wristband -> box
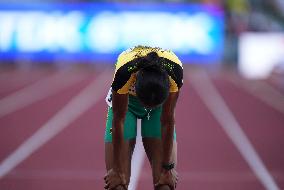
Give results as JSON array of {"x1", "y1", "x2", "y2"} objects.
[{"x1": 162, "y1": 162, "x2": 175, "y2": 171}]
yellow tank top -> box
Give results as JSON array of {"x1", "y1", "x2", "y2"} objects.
[{"x1": 112, "y1": 46, "x2": 183, "y2": 95}]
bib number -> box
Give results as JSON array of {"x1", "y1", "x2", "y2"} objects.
[{"x1": 105, "y1": 88, "x2": 113, "y2": 107}]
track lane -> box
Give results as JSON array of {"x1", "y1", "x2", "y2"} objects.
[
  {"x1": 212, "y1": 74, "x2": 284, "y2": 189},
  {"x1": 0, "y1": 69, "x2": 52, "y2": 98},
  {"x1": 0, "y1": 70, "x2": 111, "y2": 190},
  {"x1": 1, "y1": 67, "x2": 282, "y2": 190},
  {"x1": 0, "y1": 100, "x2": 108, "y2": 190},
  {"x1": 0, "y1": 73, "x2": 94, "y2": 162}
]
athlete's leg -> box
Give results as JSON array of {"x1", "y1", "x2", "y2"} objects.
[{"x1": 142, "y1": 138, "x2": 177, "y2": 190}]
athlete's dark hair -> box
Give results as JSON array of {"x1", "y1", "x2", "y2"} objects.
[{"x1": 135, "y1": 52, "x2": 170, "y2": 107}]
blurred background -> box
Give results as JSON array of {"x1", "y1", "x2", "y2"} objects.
[{"x1": 0, "y1": 0, "x2": 283, "y2": 190}]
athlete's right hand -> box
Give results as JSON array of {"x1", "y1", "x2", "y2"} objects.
[{"x1": 104, "y1": 169, "x2": 127, "y2": 190}]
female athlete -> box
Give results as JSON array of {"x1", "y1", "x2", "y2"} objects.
[{"x1": 104, "y1": 46, "x2": 183, "y2": 190}]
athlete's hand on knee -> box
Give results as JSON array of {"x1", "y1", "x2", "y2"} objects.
[
  {"x1": 104, "y1": 169, "x2": 127, "y2": 190},
  {"x1": 155, "y1": 169, "x2": 178, "y2": 190}
]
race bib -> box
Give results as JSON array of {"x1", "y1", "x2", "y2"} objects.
[{"x1": 105, "y1": 88, "x2": 113, "y2": 107}]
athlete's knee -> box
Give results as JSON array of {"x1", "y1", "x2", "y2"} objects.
[{"x1": 155, "y1": 184, "x2": 171, "y2": 190}]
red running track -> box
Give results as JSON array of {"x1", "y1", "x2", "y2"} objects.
[{"x1": 0, "y1": 66, "x2": 283, "y2": 190}]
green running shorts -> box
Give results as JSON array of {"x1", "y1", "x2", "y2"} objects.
[{"x1": 105, "y1": 95, "x2": 176, "y2": 142}]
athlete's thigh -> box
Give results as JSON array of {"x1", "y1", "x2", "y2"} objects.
[{"x1": 142, "y1": 138, "x2": 177, "y2": 184}]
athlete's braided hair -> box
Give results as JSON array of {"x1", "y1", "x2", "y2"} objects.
[{"x1": 135, "y1": 52, "x2": 170, "y2": 107}]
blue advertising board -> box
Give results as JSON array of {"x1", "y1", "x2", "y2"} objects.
[{"x1": 0, "y1": 3, "x2": 224, "y2": 63}]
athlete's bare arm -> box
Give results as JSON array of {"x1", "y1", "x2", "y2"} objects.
[
  {"x1": 112, "y1": 90, "x2": 128, "y2": 172},
  {"x1": 161, "y1": 91, "x2": 179, "y2": 164},
  {"x1": 104, "y1": 90, "x2": 128, "y2": 190},
  {"x1": 158, "y1": 91, "x2": 180, "y2": 189}
]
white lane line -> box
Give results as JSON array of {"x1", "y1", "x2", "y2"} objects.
[
  {"x1": 226, "y1": 76, "x2": 284, "y2": 115},
  {"x1": 128, "y1": 119, "x2": 145, "y2": 190},
  {"x1": 0, "y1": 70, "x2": 86, "y2": 118},
  {"x1": 0, "y1": 71, "x2": 49, "y2": 92},
  {"x1": 0, "y1": 70, "x2": 111, "y2": 179},
  {"x1": 187, "y1": 69, "x2": 280, "y2": 190}
]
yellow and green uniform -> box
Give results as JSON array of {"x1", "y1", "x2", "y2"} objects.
[{"x1": 105, "y1": 46, "x2": 183, "y2": 142}]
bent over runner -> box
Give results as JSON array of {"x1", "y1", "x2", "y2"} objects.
[{"x1": 104, "y1": 46, "x2": 183, "y2": 190}]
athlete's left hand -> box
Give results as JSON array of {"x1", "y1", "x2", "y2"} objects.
[
  {"x1": 104, "y1": 169, "x2": 127, "y2": 190},
  {"x1": 155, "y1": 169, "x2": 178, "y2": 190}
]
